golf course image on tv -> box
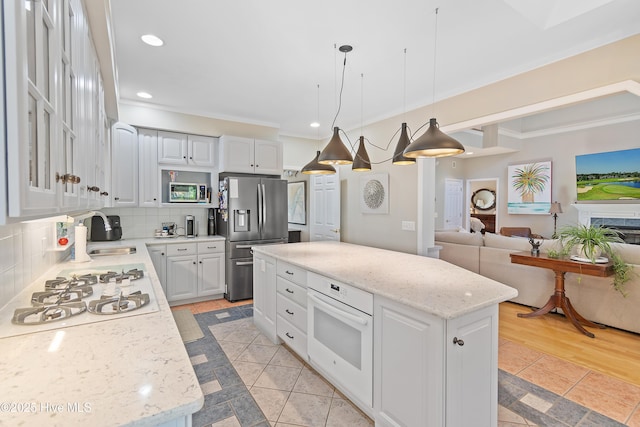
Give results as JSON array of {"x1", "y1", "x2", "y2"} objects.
[{"x1": 576, "y1": 148, "x2": 640, "y2": 201}]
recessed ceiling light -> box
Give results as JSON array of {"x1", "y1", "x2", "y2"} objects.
[
  {"x1": 310, "y1": 122, "x2": 320, "y2": 128},
  {"x1": 141, "y1": 34, "x2": 164, "y2": 47},
  {"x1": 136, "y1": 91, "x2": 153, "y2": 99}
]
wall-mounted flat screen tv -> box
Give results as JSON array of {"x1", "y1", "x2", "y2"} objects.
[{"x1": 576, "y1": 148, "x2": 640, "y2": 201}]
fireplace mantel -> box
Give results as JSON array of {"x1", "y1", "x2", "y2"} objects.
[{"x1": 572, "y1": 203, "x2": 640, "y2": 226}]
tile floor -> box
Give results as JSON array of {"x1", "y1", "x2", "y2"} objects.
[
  {"x1": 176, "y1": 300, "x2": 640, "y2": 426},
  {"x1": 498, "y1": 338, "x2": 640, "y2": 426}
]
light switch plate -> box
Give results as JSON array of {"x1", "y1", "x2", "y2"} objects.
[{"x1": 401, "y1": 221, "x2": 416, "y2": 231}]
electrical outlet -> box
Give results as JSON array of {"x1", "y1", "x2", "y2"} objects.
[
  {"x1": 401, "y1": 221, "x2": 416, "y2": 231},
  {"x1": 41, "y1": 237, "x2": 48, "y2": 257}
]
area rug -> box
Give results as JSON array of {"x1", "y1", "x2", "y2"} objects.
[{"x1": 172, "y1": 309, "x2": 204, "y2": 343}]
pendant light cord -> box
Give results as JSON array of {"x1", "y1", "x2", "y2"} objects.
[
  {"x1": 316, "y1": 83, "x2": 320, "y2": 149},
  {"x1": 330, "y1": 48, "x2": 348, "y2": 130},
  {"x1": 403, "y1": 48, "x2": 407, "y2": 118},
  {"x1": 432, "y1": 7, "x2": 439, "y2": 118}
]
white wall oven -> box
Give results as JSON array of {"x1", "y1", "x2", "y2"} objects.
[{"x1": 307, "y1": 272, "x2": 373, "y2": 409}]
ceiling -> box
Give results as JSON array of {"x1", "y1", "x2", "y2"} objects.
[{"x1": 109, "y1": 0, "x2": 640, "y2": 141}]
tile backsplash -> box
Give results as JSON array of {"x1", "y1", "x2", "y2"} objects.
[
  {"x1": 0, "y1": 207, "x2": 214, "y2": 308},
  {"x1": 0, "y1": 220, "x2": 70, "y2": 308},
  {"x1": 100, "y1": 207, "x2": 213, "y2": 239}
]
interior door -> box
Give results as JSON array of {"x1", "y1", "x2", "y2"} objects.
[
  {"x1": 310, "y1": 171, "x2": 341, "y2": 241},
  {"x1": 444, "y1": 178, "x2": 463, "y2": 230}
]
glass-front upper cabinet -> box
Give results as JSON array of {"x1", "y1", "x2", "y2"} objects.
[{"x1": 3, "y1": 0, "x2": 104, "y2": 221}]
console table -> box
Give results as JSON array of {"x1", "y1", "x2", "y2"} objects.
[{"x1": 509, "y1": 251, "x2": 614, "y2": 338}]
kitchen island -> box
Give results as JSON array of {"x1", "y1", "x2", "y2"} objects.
[
  {"x1": 0, "y1": 239, "x2": 204, "y2": 427},
  {"x1": 252, "y1": 241, "x2": 518, "y2": 427}
]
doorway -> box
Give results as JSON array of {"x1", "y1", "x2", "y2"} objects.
[{"x1": 466, "y1": 178, "x2": 499, "y2": 234}]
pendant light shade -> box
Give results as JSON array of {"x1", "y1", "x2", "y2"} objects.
[
  {"x1": 393, "y1": 123, "x2": 416, "y2": 165},
  {"x1": 352, "y1": 136, "x2": 371, "y2": 172},
  {"x1": 403, "y1": 118, "x2": 465, "y2": 158},
  {"x1": 301, "y1": 151, "x2": 336, "y2": 175},
  {"x1": 318, "y1": 127, "x2": 353, "y2": 165}
]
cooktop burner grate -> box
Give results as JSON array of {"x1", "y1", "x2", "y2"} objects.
[{"x1": 11, "y1": 302, "x2": 87, "y2": 325}]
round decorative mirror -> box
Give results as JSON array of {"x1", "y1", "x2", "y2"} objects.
[{"x1": 471, "y1": 188, "x2": 496, "y2": 211}]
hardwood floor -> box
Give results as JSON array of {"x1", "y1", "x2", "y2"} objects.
[{"x1": 499, "y1": 301, "x2": 640, "y2": 387}]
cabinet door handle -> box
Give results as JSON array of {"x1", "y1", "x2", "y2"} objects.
[
  {"x1": 100, "y1": 191, "x2": 109, "y2": 196},
  {"x1": 161, "y1": 253, "x2": 165, "y2": 256},
  {"x1": 285, "y1": 332, "x2": 294, "y2": 339},
  {"x1": 199, "y1": 261, "x2": 202, "y2": 264},
  {"x1": 453, "y1": 337, "x2": 465, "y2": 346},
  {"x1": 177, "y1": 248, "x2": 188, "y2": 251},
  {"x1": 285, "y1": 309, "x2": 294, "y2": 315},
  {"x1": 207, "y1": 246, "x2": 217, "y2": 249},
  {"x1": 286, "y1": 270, "x2": 294, "y2": 275},
  {"x1": 193, "y1": 261, "x2": 196, "y2": 265},
  {"x1": 285, "y1": 288, "x2": 294, "y2": 294}
]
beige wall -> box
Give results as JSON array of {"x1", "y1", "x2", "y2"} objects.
[{"x1": 113, "y1": 34, "x2": 640, "y2": 255}]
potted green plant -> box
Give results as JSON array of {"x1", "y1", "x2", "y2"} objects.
[{"x1": 556, "y1": 224, "x2": 633, "y2": 296}]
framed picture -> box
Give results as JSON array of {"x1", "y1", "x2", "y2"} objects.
[
  {"x1": 287, "y1": 181, "x2": 306, "y2": 224},
  {"x1": 507, "y1": 160, "x2": 552, "y2": 214},
  {"x1": 360, "y1": 173, "x2": 389, "y2": 214}
]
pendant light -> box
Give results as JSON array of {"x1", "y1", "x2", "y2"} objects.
[
  {"x1": 404, "y1": 8, "x2": 465, "y2": 159},
  {"x1": 353, "y1": 73, "x2": 371, "y2": 172},
  {"x1": 353, "y1": 136, "x2": 371, "y2": 171},
  {"x1": 302, "y1": 84, "x2": 336, "y2": 175},
  {"x1": 318, "y1": 45, "x2": 354, "y2": 165},
  {"x1": 302, "y1": 151, "x2": 337, "y2": 175},
  {"x1": 392, "y1": 48, "x2": 416, "y2": 165}
]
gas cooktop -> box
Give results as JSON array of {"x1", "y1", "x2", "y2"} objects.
[{"x1": 0, "y1": 263, "x2": 159, "y2": 339}]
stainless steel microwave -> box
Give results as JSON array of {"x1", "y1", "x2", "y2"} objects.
[{"x1": 169, "y1": 182, "x2": 207, "y2": 203}]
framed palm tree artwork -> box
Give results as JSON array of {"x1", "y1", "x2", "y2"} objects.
[{"x1": 507, "y1": 160, "x2": 552, "y2": 214}]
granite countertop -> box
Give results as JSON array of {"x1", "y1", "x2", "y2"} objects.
[
  {"x1": 0, "y1": 240, "x2": 204, "y2": 426},
  {"x1": 253, "y1": 241, "x2": 518, "y2": 319}
]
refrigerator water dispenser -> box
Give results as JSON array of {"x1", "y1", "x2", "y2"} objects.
[{"x1": 233, "y1": 210, "x2": 250, "y2": 232}]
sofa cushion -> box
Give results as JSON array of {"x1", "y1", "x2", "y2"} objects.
[
  {"x1": 610, "y1": 243, "x2": 640, "y2": 265},
  {"x1": 483, "y1": 232, "x2": 561, "y2": 252},
  {"x1": 435, "y1": 230, "x2": 484, "y2": 246}
]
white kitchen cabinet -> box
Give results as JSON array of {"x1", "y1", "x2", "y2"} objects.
[
  {"x1": 253, "y1": 252, "x2": 278, "y2": 342},
  {"x1": 152, "y1": 241, "x2": 225, "y2": 303},
  {"x1": 158, "y1": 131, "x2": 217, "y2": 167},
  {"x1": 275, "y1": 261, "x2": 308, "y2": 359},
  {"x1": 111, "y1": 123, "x2": 139, "y2": 207},
  {"x1": 197, "y1": 241, "x2": 225, "y2": 296},
  {"x1": 219, "y1": 135, "x2": 282, "y2": 175},
  {"x1": 446, "y1": 304, "x2": 498, "y2": 427},
  {"x1": 374, "y1": 296, "x2": 498, "y2": 427},
  {"x1": 166, "y1": 253, "x2": 199, "y2": 301},
  {"x1": 138, "y1": 128, "x2": 160, "y2": 207},
  {"x1": 2, "y1": 0, "x2": 107, "y2": 222},
  {"x1": 148, "y1": 244, "x2": 167, "y2": 295}
]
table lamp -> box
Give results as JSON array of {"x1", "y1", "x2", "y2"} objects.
[{"x1": 549, "y1": 202, "x2": 563, "y2": 238}]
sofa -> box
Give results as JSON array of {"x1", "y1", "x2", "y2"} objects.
[{"x1": 435, "y1": 230, "x2": 640, "y2": 334}]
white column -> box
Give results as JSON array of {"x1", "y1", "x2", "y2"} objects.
[{"x1": 417, "y1": 158, "x2": 439, "y2": 257}]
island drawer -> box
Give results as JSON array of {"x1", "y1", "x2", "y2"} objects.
[
  {"x1": 277, "y1": 261, "x2": 307, "y2": 286},
  {"x1": 197, "y1": 242, "x2": 224, "y2": 254},
  {"x1": 166, "y1": 243, "x2": 197, "y2": 256},
  {"x1": 276, "y1": 293, "x2": 307, "y2": 332},
  {"x1": 276, "y1": 277, "x2": 307, "y2": 307},
  {"x1": 277, "y1": 315, "x2": 307, "y2": 360}
]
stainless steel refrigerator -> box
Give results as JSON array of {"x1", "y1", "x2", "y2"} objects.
[{"x1": 217, "y1": 175, "x2": 288, "y2": 301}]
